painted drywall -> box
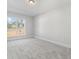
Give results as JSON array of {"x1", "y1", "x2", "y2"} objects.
[
  {"x1": 7, "y1": 12, "x2": 33, "y2": 40},
  {"x1": 34, "y1": 6, "x2": 71, "y2": 48}
]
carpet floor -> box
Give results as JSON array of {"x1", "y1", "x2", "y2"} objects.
[{"x1": 7, "y1": 38, "x2": 71, "y2": 59}]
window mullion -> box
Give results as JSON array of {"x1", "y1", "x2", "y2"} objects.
[{"x1": 16, "y1": 18, "x2": 18, "y2": 36}]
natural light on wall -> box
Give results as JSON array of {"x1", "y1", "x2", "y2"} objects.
[{"x1": 7, "y1": 16, "x2": 26, "y2": 38}]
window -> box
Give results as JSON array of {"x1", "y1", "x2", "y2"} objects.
[{"x1": 7, "y1": 16, "x2": 26, "y2": 37}]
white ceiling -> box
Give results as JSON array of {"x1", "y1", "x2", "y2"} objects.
[{"x1": 7, "y1": 0, "x2": 71, "y2": 16}]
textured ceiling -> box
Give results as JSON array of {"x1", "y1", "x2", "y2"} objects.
[{"x1": 7, "y1": 0, "x2": 71, "y2": 16}]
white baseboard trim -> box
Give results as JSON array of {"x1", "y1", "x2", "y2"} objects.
[
  {"x1": 34, "y1": 35, "x2": 71, "y2": 48},
  {"x1": 7, "y1": 34, "x2": 33, "y2": 41}
]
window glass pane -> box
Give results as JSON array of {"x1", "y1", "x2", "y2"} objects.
[
  {"x1": 7, "y1": 17, "x2": 16, "y2": 29},
  {"x1": 17, "y1": 19, "x2": 24, "y2": 28},
  {"x1": 17, "y1": 19, "x2": 25, "y2": 36},
  {"x1": 7, "y1": 16, "x2": 17, "y2": 37}
]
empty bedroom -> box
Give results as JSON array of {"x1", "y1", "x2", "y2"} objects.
[{"x1": 7, "y1": 0, "x2": 71, "y2": 59}]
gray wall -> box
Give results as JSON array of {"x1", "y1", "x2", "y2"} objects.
[{"x1": 34, "y1": 6, "x2": 71, "y2": 48}]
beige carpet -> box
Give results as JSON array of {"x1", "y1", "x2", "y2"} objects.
[{"x1": 7, "y1": 38, "x2": 71, "y2": 59}]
